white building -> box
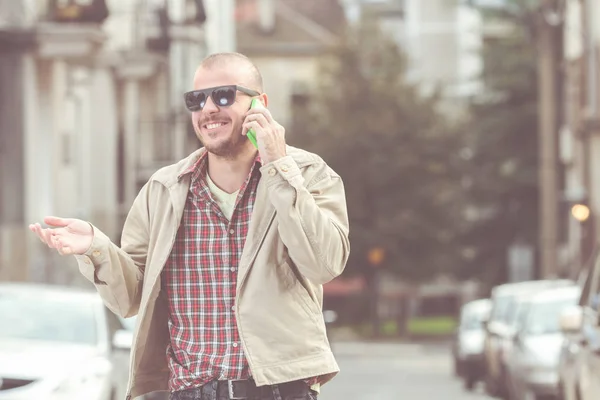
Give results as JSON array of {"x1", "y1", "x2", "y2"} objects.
[
  {"x1": 341, "y1": 0, "x2": 484, "y2": 119},
  {"x1": 0, "y1": 0, "x2": 235, "y2": 283}
]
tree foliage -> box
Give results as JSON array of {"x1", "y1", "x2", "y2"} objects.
[
  {"x1": 457, "y1": 6, "x2": 539, "y2": 285},
  {"x1": 289, "y1": 16, "x2": 466, "y2": 282}
]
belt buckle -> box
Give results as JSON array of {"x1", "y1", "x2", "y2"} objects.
[{"x1": 227, "y1": 379, "x2": 247, "y2": 400}]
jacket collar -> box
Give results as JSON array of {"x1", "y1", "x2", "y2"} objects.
[{"x1": 149, "y1": 145, "x2": 318, "y2": 189}]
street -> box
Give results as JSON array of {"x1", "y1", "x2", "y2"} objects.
[{"x1": 320, "y1": 341, "x2": 491, "y2": 400}]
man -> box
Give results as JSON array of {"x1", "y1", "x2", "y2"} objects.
[{"x1": 29, "y1": 52, "x2": 350, "y2": 400}]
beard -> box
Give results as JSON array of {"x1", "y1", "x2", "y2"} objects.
[{"x1": 195, "y1": 116, "x2": 247, "y2": 159}]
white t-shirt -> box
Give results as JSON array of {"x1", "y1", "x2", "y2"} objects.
[{"x1": 206, "y1": 173, "x2": 239, "y2": 221}]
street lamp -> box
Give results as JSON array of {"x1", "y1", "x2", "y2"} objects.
[{"x1": 571, "y1": 204, "x2": 591, "y2": 222}]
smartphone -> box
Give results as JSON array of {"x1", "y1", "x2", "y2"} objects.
[{"x1": 247, "y1": 98, "x2": 261, "y2": 148}]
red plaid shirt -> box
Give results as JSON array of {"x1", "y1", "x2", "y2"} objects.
[{"x1": 161, "y1": 153, "x2": 261, "y2": 391}]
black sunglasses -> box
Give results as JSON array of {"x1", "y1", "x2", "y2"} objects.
[{"x1": 183, "y1": 85, "x2": 260, "y2": 112}]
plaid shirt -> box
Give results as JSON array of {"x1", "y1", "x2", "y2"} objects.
[{"x1": 161, "y1": 153, "x2": 261, "y2": 391}]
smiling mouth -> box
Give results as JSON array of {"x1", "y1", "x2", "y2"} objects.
[{"x1": 203, "y1": 121, "x2": 229, "y2": 130}]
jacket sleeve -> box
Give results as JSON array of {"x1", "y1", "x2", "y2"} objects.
[
  {"x1": 260, "y1": 156, "x2": 350, "y2": 284},
  {"x1": 74, "y1": 182, "x2": 150, "y2": 318}
]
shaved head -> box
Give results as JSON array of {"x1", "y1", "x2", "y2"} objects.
[
  {"x1": 189, "y1": 52, "x2": 268, "y2": 160},
  {"x1": 197, "y1": 52, "x2": 263, "y2": 92}
]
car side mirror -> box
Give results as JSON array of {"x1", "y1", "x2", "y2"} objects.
[
  {"x1": 559, "y1": 305, "x2": 583, "y2": 334},
  {"x1": 112, "y1": 329, "x2": 133, "y2": 350}
]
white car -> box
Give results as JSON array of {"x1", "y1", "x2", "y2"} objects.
[
  {"x1": 483, "y1": 279, "x2": 574, "y2": 397},
  {"x1": 505, "y1": 285, "x2": 581, "y2": 400},
  {"x1": 452, "y1": 298, "x2": 491, "y2": 390},
  {"x1": 558, "y1": 248, "x2": 600, "y2": 400},
  {"x1": 0, "y1": 282, "x2": 132, "y2": 400}
]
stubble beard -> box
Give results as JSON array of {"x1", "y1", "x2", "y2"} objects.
[{"x1": 196, "y1": 119, "x2": 246, "y2": 160}]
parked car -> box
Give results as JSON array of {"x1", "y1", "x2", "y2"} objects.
[
  {"x1": 452, "y1": 298, "x2": 491, "y2": 390},
  {"x1": 0, "y1": 282, "x2": 132, "y2": 400},
  {"x1": 483, "y1": 279, "x2": 574, "y2": 397},
  {"x1": 557, "y1": 248, "x2": 600, "y2": 400},
  {"x1": 556, "y1": 269, "x2": 588, "y2": 400},
  {"x1": 505, "y1": 285, "x2": 581, "y2": 400}
]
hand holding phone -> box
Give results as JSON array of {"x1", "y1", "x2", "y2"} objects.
[
  {"x1": 246, "y1": 98, "x2": 261, "y2": 148},
  {"x1": 244, "y1": 98, "x2": 287, "y2": 164}
]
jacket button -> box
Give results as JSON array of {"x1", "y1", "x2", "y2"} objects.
[
  {"x1": 92, "y1": 250, "x2": 101, "y2": 257},
  {"x1": 268, "y1": 168, "x2": 277, "y2": 176},
  {"x1": 280, "y1": 164, "x2": 289, "y2": 172}
]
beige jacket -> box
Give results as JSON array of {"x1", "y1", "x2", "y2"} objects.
[{"x1": 74, "y1": 146, "x2": 350, "y2": 399}]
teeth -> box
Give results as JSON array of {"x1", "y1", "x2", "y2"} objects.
[{"x1": 205, "y1": 122, "x2": 225, "y2": 130}]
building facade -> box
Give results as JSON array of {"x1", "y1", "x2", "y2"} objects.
[
  {"x1": 0, "y1": 0, "x2": 233, "y2": 284},
  {"x1": 560, "y1": 0, "x2": 600, "y2": 275}
]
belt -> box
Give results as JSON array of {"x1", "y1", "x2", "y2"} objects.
[
  {"x1": 227, "y1": 379, "x2": 270, "y2": 399},
  {"x1": 172, "y1": 378, "x2": 309, "y2": 400}
]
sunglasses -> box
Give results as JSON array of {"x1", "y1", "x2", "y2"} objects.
[{"x1": 183, "y1": 85, "x2": 260, "y2": 112}]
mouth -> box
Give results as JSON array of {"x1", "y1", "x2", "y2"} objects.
[{"x1": 201, "y1": 121, "x2": 230, "y2": 131}]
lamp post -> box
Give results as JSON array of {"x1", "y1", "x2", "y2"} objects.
[{"x1": 571, "y1": 202, "x2": 595, "y2": 267}]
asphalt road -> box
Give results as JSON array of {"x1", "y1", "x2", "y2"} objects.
[{"x1": 319, "y1": 341, "x2": 493, "y2": 400}]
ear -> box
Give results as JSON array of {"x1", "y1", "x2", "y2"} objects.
[{"x1": 259, "y1": 93, "x2": 269, "y2": 108}]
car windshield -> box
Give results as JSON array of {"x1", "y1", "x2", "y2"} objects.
[
  {"x1": 461, "y1": 304, "x2": 489, "y2": 330},
  {"x1": 503, "y1": 297, "x2": 521, "y2": 326},
  {"x1": 461, "y1": 312, "x2": 485, "y2": 330},
  {"x1": 0, "y1": 290, "x2": 98, "y2": 345},
  {"x1": 490, "y1": 294, "x2": 513, "y2": 323},
  {"x1": 524, "y1": 297, "x2": 578, "y2": 335}
]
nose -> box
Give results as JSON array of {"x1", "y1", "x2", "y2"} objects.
[{"x1": 202, "y1": 95, "x2": 220, "y2": 113}]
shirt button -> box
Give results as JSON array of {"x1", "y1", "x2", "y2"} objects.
[
  {"x1": 268, "y1": 168, "x2": 276, "y2": 177},
  {"x1": 229, "y1": 229, "x2": 234, "y2": 235},
  {"x1": 231, "y1": 306, "x2": 235, "y2": 311},
  {"x1": 232, "y1": 342, "x2": 238, "y2": 348},
  {"x1": 230, "y1": 267, "x2": 236, "y2": 272}
]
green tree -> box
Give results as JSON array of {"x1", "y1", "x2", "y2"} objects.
[
  {"x1": 289, "y1": 16, "x2": 466, "y2": 282},
  {"x1": 458, "y1": 5, "x2": 539, "y2": 285}
]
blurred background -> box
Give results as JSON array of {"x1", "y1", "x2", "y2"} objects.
[{"x1": 1, "y1": 0, "x2": 600, "y2": 399}]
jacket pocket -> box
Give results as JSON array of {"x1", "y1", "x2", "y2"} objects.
[{"x1": 282, "y1": 261, "x2": 321, "y2": 323}]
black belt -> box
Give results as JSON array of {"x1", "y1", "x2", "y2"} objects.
[
  {"x1": 227, "y1": 379, "x2": 270, "y2": 399},
  {"x1": 172, "y1": 378, "x2": 309, "y2": 400}
]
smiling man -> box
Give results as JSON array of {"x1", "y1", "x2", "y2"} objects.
[{"x1": 29, "y1": 52, "x2": 350, "y2": 400}]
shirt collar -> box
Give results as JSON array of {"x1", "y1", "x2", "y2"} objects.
[{"x1": 177, "y1": 151, "x2": 262, "y2": 182}]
